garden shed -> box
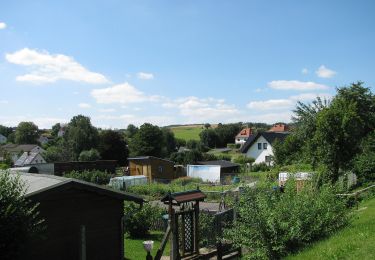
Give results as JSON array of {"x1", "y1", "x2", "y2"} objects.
[
  {"x1": 196, "y1": 160, "x2": 241, "y2": 183},
  {"x1": 128, "y1": 156, "x2": 176, "y2": 182},
  {"x1": 17, "y1": 173, "x2": 143, "y2": 260}
]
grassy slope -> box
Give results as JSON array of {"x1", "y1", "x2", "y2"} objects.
[
  {"x1": 170, "y1": 125, "x2": 203, "y2": 141},
  {"x1": 286, "y1": 197, "x2": 375, "y2": 260},
  {"x1": 125, "y1": 231, "x2": 170, "y2": 260}
]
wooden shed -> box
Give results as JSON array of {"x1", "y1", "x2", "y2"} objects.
[
  {"x1": 128, "y1": 156, "x2": 176, "y2": 182},
  {"x1": 17, "y1": 173, "x2": 143, "y2": 260}
]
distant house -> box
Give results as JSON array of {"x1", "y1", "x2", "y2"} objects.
[
  {"x1": 1, "y1": 144, "x2": 45, "y2": 163},
  {"x1": 196, "y1": 160, "x2": 240, "y2": 183},
  {"x1": 15, "y1": 173, "x2": 143, "y2": 260},
  {"x1": 0, "y1": 133, "x2": 7, "y2": 144},
  {"x1": 14, "y1": 151, "x2": 46, "y2": 167},
  {"x1": 268, "y1": 123, "x2": 289, "y2": 132},
  {"x1": 57, "y1": 124, "x2": 67, "y2": 137},
  {"x1": 235, "y1": 128, "x2": 253, "y2": 146},
  {"x1": 128, "y1": 156, "x2": 179, "y2": 182},
  {"x1": 38, "y1": 135, "x2": 50, "y2": 145},
  {"x1": 240, "y1": 132, "x2": 289, "y2": 165}
]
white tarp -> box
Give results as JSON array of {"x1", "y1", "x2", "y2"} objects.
[{"x1": 187, "y1": 165, "x2": 221, "y2": 183}]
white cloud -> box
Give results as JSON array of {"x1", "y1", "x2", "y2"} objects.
[
  {"x1": 137, "y1": 72, "x2": 154, "y2": 80},
  {"x1": 78, "y1": 103, "x2": 91, "y2": 108},
  {"x1": 5, "y1": 48, "x2": 109, "y2": 84},
  {"x1": 0, "y1": 22, "x2": 6, "y2": 29},
  {"x1": 301, "y1": 68, "x2": 309, "y2": 74},
  {"x1": 268, "y1": 80, "x2": 329, "y2": 91},
  {"x1": 247, "y1": 99, "x2": 293, "y2": 110},
  {"x1": 94, "y1": 114, "x2": 174, "y2": 127},
  {"x1": 247, "y1": 92, "x2": 332, "y2": 111},
  {"x1": 163, "y1": 96, "x2": 240, "y2": 122},
  {"x1": 91, "y1": 82, "x2": 161, "y2": 104},
  {"x1": 316, "y1": 65, "x2": 336, "y2": 78}
]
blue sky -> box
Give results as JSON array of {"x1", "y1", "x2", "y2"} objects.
[{"x1": 1, "y1": 0, "x2": 375, "y2": 129}]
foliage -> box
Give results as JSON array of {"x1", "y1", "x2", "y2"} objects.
[
  {"x1": 129, "y1": 123, "x2": 164, "y2": 157},
  {"x1": 0, "y1": 125, "x2": 13, "y2": 138},
  {"x1": 170, "y1": 176, "x2": 203, "y2": 186},
  {"x1": 78, "y1": 148, "x2": 101, "y2": 161},
  {"x1": 170, "y1": 149, "x2": 203, "y2": 165},
  {"x1": 14, "y1": 121, "x2": 39, "y2": 144},
  {"x1": 252, "y1": 162, "x2": 271, "y2": 172},
  {"x1": 43, "y1": 138, "x2": 73, "y2": 162},
  {"x1": 199, "y1": 129, "x2": 219, "y2": 148},
  {"x1": 199, "y1": 212, "x2": 216, "y2": 246},
  {"x1": 233, "y1": 155, "x2": 255, "y2": 165},
  {"x1": 225, "y1": 180, "x2": 349, "y2": 259},
  {"x1": 63, "y1": 115, "x2": 99, "y2": 160},
  {"x1": 161, "y1": 128, "x2": 177, "y2": 157},
  {"x1": 63, "y1": 170, "x2": 110, "y2": 185},
  {"x1": 170, "y1": 125, "x2": 203, "y2": 141},
  {"x1": 125, "y1": 124, "x2": 138, "y2": 139},
  {"x1": 204, "y1": 123, "x2": 211, "y2": 129},
  {"x1": 124, "y1": 202, "x2": 164, "y2": 238},
  {"x1": 214, "y1": 123, "x2": 243, "y2": 147},
  {"x1": 51, "y1": 123, "x2": 61, "y2": 138},
  {"x1": 286, "y1": 196, "x2": 375, "y2": 260},
  {"x1": 175, "y1": 138, "x2": 186, "y2": 148},
  {"x1": 98, "y1": 130, "x2": 128, "y2": 166},
  {"x1": 0, "y1": 171, "x2": 44, "y2": 260}
]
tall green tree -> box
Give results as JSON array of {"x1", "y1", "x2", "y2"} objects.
[
  {"x1": 0, "y1": 171, "x2": 44, "y2": 260},
  {"x1": 161, "y1": 128, "x2": 177, "y2": 157},
  {"x1": 98, "y1": 130, "x2": 129, "y2": 166},
  {"x1": 0, "y1": 125, "x2": 13, "y2": 138},
  {"x1": 199, "y1": 129, "x2": 218, "y2": 148},
  {"x1": 63, "y1": 115, "x2": 99, "y2": 160},
  {"x1": 125, "y1": 124, "x2": 138, "y2": 139},
  {"x1": 129, "y1": 123, "x2": 164, "y2": 157},
  {"x1": 14, "y1": 122, "x2": 39, "y2": 144}
]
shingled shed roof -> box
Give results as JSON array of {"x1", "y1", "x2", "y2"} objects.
[{"x1": 161, "y1": 190, "x2": 206, "y2": 205}]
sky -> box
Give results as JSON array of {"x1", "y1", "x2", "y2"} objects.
[{"x1": 1, "y1": 0, "x2": 375, "y2": 129}]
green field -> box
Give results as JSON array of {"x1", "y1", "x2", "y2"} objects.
[
  {"x1": 170, "y1": 125, "x2": 204, "y2": 141},
  {"x1": 125, "y1": 231, "x2": 170, "y2": 260},
  {"x1": 286, "y1": 196, "x2": 375, "y2": 260}
]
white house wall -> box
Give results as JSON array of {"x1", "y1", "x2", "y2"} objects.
[{"x1": 245, "y1": 135, "x2": 274, "y2": 164}]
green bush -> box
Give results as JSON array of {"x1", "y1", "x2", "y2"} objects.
[
  {"x1": 124, "y1": 202, "x2": 164, "y2": 238},
  {"x1": 63, "y1": 170, "x2": 110, "y2": 185},
  {"x1": 171, "y1": 177, "x2": 203, "y2": 186},
  {"x1": 225, "y1": 180, "x2": 349, "y2": 259},
  {"x1": 252, "y1": 162, "x2": 271, "y2": 172}
]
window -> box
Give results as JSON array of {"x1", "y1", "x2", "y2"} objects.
[
  {"x1": 263, "y1": 143, "x2": 267, "y2": 149},
  {"x1": 237, "y1": 138, "x2": 240, "y2": 141},
  {"x1": 158, "y1": 166, "x2": 163, "y2": 173},
  {"x1": 258, "y1": 143, "x2": 262, "y2": 150}
]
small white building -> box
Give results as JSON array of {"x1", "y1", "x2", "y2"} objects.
[
  {"x1": 0, "y1": 134, "x2": 7, "y2": 144},
  {"x1": 1, "y1": 144, "x2": 46, "y2": 163},
  {"x1": 240, "y1": 132, "x2": 289, "y2": 165}
]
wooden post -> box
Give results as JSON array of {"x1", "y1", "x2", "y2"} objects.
[
  {"x1": 194, "y1": 201, "x2": 199, "y2": 254},
  {"x1": 80, "y1": 225, "x2": 86, "y2": 260}
]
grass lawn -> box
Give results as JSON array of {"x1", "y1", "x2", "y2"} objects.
[
  {"x1": 286, "y1": 196, "x2": 375, "y2": 260},
  {"x1": 125, "y1": 231, "x2": 170, "y2": 260},
  {"x1": 170, "y1": 125, "x2": 203, "y2": 141}
]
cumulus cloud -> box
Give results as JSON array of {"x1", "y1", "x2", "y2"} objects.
[
  {"x1": 137, "y1": 72, "x2": 154, "y2": 80},
  {"x1": 5, "y1": 48, "x2": 109, "y2": 84},
  {"x1": 78, "y1": 103, "x2": 91, "y2": 108},
  {"x1": 91, "y1": 82, "x2": 161, "y2": 104},
  {"x1": 316, "y1": 65, "x2": 336, "y2": 78},
  {"x1": 94, "y1": 114, "x2": 175, "y2": 127},
  {"x1": 247, "y1": 99, "x2": 293, "y2": 110},
  {"x1": 0, "y1": 116, "x2": 66, "y2": 129},
  {"x1": 247, "y1": 93, "x2": 332, "y2": 111},
  {"x1": 0, "y1": 22, "x2": 6, "y2": 29},
  {"x1": 301, "y1": 68, "x2": 309, "y2": 74},
  {"x1": 268, "y1": 80, "x2": 329, "y2": 91},
  {"x1": 162, "y1": 96, "x2": 240, "y2": 122}
]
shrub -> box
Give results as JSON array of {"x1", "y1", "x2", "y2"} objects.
[
  {"x1": 0, "y1": 171, "x2": 44, "y2": 260},
  {"x1": 124, "y1": 202, "x2": 164, "y2": 238},
  {"x1": 63, "y1": 170, "x2": 110, "y2": 185},
  {"x1": 252, "y1": 162, "x2": 271, "y2": 172},
  {"x1": 225, "y1": 180, "x2": 349, "y2": 259},
  {"x1": 171, "y1": 177, "x2": 203, "y2": 186},
  {"x1": 78, "y1": 149, "x2": 101, "y2": 161}
]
